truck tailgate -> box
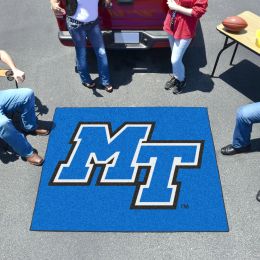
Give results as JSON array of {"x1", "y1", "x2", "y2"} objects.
[
  {"x1": 100, "y1": 0, "x2": 168, "y2": 30},
  {"x1": 57, "y1": 0, "x2": 169, "y2": 48}
]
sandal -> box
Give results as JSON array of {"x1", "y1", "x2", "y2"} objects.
[
  {"x1": 82, "y1": 82, "x2": 96, "y2": 89},
  {"x1": 104, "y1": 85, "x2": 113, "y2": 93}
]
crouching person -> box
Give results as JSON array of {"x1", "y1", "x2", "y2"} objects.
[{"x1": 0, "y1": 50, "x2": 49, "y2": 166}]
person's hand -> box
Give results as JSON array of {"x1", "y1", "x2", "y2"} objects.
[
  {"x1": 51, "y1": 1, "x2": 66, "y2": 16},
  {"x1": 167, "y1": 0, "x2": 179, "y2": 11},
  {"x1": 12, "y1": 68, "x2": 25, "y2": 84},
  {"x1": 104, "y1": 0, "x2": 112, "y2": 8}
]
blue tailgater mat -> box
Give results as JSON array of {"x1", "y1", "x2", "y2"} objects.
[{"x1": 31, "y1": 107, "x2": 229, "y2": 232}]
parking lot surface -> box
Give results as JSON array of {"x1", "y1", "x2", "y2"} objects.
[{"x1": 0, "y1": 1, "x2": 259, "y2": 259}]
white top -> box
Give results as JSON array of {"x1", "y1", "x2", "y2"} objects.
[{"x1": 71, "y1": 0, "x2": 99, "y2": 23}]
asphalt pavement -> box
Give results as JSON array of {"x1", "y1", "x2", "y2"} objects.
[{"x1": 0, "y1": 0, "x2": 259, "y2": 259}]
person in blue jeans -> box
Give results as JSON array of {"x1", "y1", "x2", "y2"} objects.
[
  {"x1": 221, "y1": 102, "x2": 260, "y2": 155},
  {"x1": 50, "y1": 0, "x2": 113, "y2": 93},
  {"x1": 0, "y1": 50, "x2": 49, "y2": 166},
  {"x1": 221, "y1": 102, "x2": 260, "y2": 202}
]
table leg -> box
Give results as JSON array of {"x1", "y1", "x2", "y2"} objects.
[
  {"x1": 230, "y1": 43, "x2": 239, "y2": 65},
  {"x1": 211, "y1": 37, "x2": 236, "y2": 77}
]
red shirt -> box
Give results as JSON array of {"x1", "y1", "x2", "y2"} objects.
[{"x1": 163, "y1": 0, "x2": 208, "y2": 39}]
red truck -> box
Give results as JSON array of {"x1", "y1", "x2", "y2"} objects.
[{"x1": 56, "y1": 0, "x2": 169, "y2": 49}]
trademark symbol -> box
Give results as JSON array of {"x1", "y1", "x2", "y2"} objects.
[{"x1": 181, "y1": 204, "x2": 189, "y2": 209}]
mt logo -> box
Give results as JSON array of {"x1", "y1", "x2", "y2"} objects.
[{"x1": 50, "y1": 122, "x2": 204, "y2": 209}]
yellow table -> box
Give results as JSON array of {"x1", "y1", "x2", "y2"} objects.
[{"x1": 211, "y1": 11, "x2": 260, "y2": 77}]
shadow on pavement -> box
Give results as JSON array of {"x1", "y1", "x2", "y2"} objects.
[
  {"x1": 250, "y1": 138, "x2": 260, "y2": 152},
  {"x1": 0, "y1": 140, "x2": 19, "y2": 164},
  {"x1": 219, "y1": 60, "x2": 260, "y2": 102},
  {"x1": 35, "y1": 119, "x2": 55, "y2": 133},
  {"x1": 110, "y1": 48, "x2": 172, "y2": 90},
  {"x1": 87, "y1": 22, "x2": 213, "y2": 92},
  {"x1": 183, "y1": 22, "x2": 214, "y2": 94},
  {"x1": 88, "y1": 48, "x2": 172, "y2": 90},
  {"x1": 35, "y1": 96, "x2": 49, "y2": 116}
]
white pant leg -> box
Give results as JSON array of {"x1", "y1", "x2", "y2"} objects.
[{"x1": 169, "y1": 36, "x2": 192, "y2": 81}]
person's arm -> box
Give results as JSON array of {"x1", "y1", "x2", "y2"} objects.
[
  {"x1": 167, "y1": 0, "x2": 208, "y2": 18},
  {"x1": 0, "y1": 50, "x2": 25, "y2": 83},
  {"x1": 50, "y1": 0, "x2": 66, "y2": 16},
  {"x1": 167, "y1": 0, "x2": 192, "y2": 16}
]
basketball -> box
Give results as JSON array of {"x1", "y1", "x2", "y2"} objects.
[{"x1": 222, "y1": 16, "x2": 248, "y2": 32}]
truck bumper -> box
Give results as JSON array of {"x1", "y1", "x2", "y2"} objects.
[{"x1": 58, "y1": 30, "x2": 169, "y2": 49}]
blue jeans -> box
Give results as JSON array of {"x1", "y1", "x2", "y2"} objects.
[
  {"x1": 233, "y1": 102, "x2": 260, "y2": 148},
  {"x1": 0, "y1": 88, "x2": 37, "y2": 157},
  {"x1": 168, "y1": 35, "x2": 192, "y2": 82},
  {"x1": 67, "y1": 17, "x2": 110, "y2": 86}
]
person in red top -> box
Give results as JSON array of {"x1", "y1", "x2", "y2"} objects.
[{"x1": 163, "y1": 0, "x2": 208, "y2": 94}]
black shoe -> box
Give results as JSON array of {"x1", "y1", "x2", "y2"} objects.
[
  {"x1": 82, "y1": 82, "x2": 96, "y2": 89},
  {"x1": 256, "y1": 190, "x2": 260, "y2": 202},
  {"x1": 172, "y1": 79, "x2": 186, "y2": 94},
  {"x1": 28, "y1": 128, "x2": 50, "y2": 136},
  {"x1": 103, "y1": 84, "x2": 113, "y2": 93},
  {"x1": 221, "y1": 144, "x2": 251, "y2": 155},
  {"x1": 164, "y1": 76, "x2": 176, "y2": 90}
]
